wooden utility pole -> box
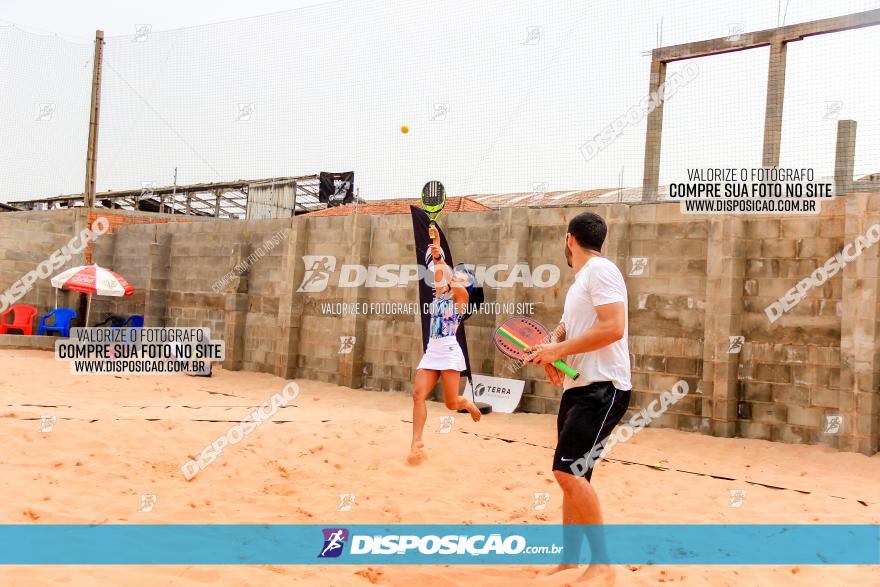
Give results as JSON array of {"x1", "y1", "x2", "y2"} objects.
[{"x1": 84, "y1": 30, "x2": 105, "y2": 208}]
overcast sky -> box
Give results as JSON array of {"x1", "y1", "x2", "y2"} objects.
[
  {"x1": 0, "y1": 0, "x2": 333, "y2": 41},
  {"x1": 1, "y1": 0, "x2": 878, "y2": 202}
]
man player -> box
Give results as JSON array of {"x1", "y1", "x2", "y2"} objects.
[{"x1": 526, "y1": 211, "x2": 631, "y2": 586}]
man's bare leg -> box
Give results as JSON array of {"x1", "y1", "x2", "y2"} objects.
[
  {"x1": 544, "y1": 492, "x2": 581, "y2": 575},
  {"x1": 550, "y1": 470, "x2": 615, "y2": 586},
  {"x1": 440, "y1": 370, "x2": 481, "y2": 422},
  {"x1": 408, "y1": 369, "x2": 439, "y2": 464}
]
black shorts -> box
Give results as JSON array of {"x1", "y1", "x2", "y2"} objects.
[{"x1": 553, "y1": 381, "x2": 631, "y2": 480}]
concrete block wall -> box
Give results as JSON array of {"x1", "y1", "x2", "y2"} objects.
[
  {"x1": 240, "y1": 219, "x2": 291, "y2": 373},
  {"x1": 165, "y1": 223, "x2": 240, "y2": 336},
  {"x1": 0, "y1": 207, "x2": 200, "y2": 326},
  {"x1": 0, "y1": 209, "x2": 86, "y2": 320},
  {"x1": 88, "y1": 216, "x2": 235, "y2": 329},
  {"x1": 93, "y1": 225, "x2": 151, "y2": 320},
  {"x1": 360, "y1": 214, "x2": 419, "y2": 393},
  {"x1": 626, "y1": 204, "x2": 709, "y2": 434},
  {"x1": 3, "y1": 195, "x2": 878, "y2": 455},
  {"x1": 84, "y1": 210, "x2": 199, "y2": 264},
  {"x1": 738, "y1": 198, "x2": 848, "y2": 448},
  {"x1": 292, "y1": 215, "x2": 362, "y2": 383},
  {"x1": 444, "y1": 209, "x2": 501, "y2": 395}
]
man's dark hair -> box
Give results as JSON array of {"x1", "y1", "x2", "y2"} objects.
[{"x1": 567, "y1": 212, "x2": 606, "y2": 252}]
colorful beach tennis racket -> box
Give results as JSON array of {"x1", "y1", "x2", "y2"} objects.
[
  {"x1": 421, "y1": 180, "x2": 446, "y2": 239},
  {"x1": 494, "y1": 316, "x2": 580, "y2": 380}
]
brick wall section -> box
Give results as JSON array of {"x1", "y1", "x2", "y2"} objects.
[
  {"x1": 84, "y1": 210, "x2": 199, "y2": 263},
  {"x1": 4, "y1": 197, "x2": 879, "y2": 455}
]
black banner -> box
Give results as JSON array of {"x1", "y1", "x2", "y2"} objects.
[
  {"x1": 319, "y1": 171, "x2": 355, "y2": 206},
  {"x1": 410, "y1": 206, "x2": 472, "y2": 381}
]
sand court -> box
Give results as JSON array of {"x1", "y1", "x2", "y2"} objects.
[
  {"x1": 3, "y1": 1, "x2": 880, "y2": 584},
  {"x1": 0, "y1": 349, "x2": 877, "y2": 586}
]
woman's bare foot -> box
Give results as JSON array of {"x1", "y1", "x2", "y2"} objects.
[
  {"x1": 407, "y1": 440, "x2": 426, "y2": 465},
  {"x1": 406, "y1": 449, "x2": 426, "y2": 465},
  {"x1": 466, "y1": 403, "x2": 482, "y2": 422}
]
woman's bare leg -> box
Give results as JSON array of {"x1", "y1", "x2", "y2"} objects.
[
  {"x1": 410, "y1": 369, "x2": 440, "y2": 460},
  {"x1": 439, "y1": 370, "x2": 481, "y2": 422}
]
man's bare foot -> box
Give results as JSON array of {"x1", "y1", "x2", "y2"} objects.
[
  {"x1": 542, "y1": 563, "x2": 577, "y2": 576},
  {"x1": 575, "y1": 564, "x2": 615, "y2": 586},
  {"x1": 466, "y1": 404, "x2": 482, "y2": 422}
]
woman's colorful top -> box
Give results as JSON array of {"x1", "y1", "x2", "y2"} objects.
[{"x1": 429, "y1": 291, "x2": 463, "y2": 339}]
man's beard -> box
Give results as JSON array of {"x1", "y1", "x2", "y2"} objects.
[{"x1": 564, "y1": 242, "x2": 573, "y2": 268}]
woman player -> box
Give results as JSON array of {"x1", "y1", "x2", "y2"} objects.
[{"x1": 408, "y1": 231, "x2": 482, "y2": 463}]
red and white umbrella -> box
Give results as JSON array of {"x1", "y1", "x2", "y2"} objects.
[
  {"x1": 51, "y1": 264, "x2": 134, "y2": 296},
  {"x1": 50, "y1": 264, "x2": 134, "y2": 325}
]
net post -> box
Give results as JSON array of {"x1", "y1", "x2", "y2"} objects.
[{"x1": 83, "y1": 30, "x2": 104, "y2": 209}]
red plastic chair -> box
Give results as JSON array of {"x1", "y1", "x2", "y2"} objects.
[{"x1": 0, "y1": 304, "x2": 38, "y2": 335}]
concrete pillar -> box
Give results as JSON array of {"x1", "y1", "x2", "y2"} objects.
[
  {"x1": 838, "y1": 194, "x2": 880, "y2": 454},
  {"x1": 761, "y1": 41, "x2": 788, "y2": 168},
  {"x1": 641, "y1": 58, "x2": 667, "y2": 201},
  {"x1": 597, "y1": 204, "x2": 631, "y2": 265},
  {"x1": 701, "y1": 216, "x2": 747, "y2": 437},
  {"x1": 492, "y1": 208, "x2": 538, "y2": 404},
  {"x1": 144, "y1": 231, "x2": 170, "y2": 327},
  {"x1": 834, "y1": 120, "x2": 858, "y2": 196},
  {"x1": 221, "y1": 243, "x2": 251, "y2": 371},
  {"x1": 336, "y1": 212, "x2": 372, "y2": 388},
  {"x1": 274, "y1": 219, "x2": 305, "y2": 379},
  {"x1": 222, "y1": 294, "x2": 248, "y2": 371}
]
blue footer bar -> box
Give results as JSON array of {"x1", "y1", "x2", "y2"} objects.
[{"x1": 1, "y1": 524, "x2": 877, "y2": 565}]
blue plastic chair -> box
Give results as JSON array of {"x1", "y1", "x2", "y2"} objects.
[
  {"x1": 125, "y1": 315, "x2": 144, "y2": 328},
  {"x1": 37, "y1": 308, "x2": 78, "y2": 337},
  {"x1": 100, "y1": 314, "x2": 128, "y2": 328},
  {"x1": 108, "y1": 314, "x2": 144, "y2": 328}
]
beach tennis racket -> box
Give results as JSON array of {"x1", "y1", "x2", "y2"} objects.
[
  {"x1": 421, "y1": 180, "x2": 446, "y2": 239},
  {"x1": 494, "y1": 316, "x2": 580, "y2": 380}
]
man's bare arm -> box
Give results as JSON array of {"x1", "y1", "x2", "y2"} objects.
[
  {"x1": 549, "y1": 322, "x2": 566, "y2": 343},
  {"x1": 555, "y1": 302, "x2": 624, "y2": 356},
  {"x1": 540, "y1": 323, "x2": 566, "y2": 386}
]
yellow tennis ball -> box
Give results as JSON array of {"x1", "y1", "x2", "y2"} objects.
[{"x1": 401, "y1": 125, "x2": 409, "y2": 134}]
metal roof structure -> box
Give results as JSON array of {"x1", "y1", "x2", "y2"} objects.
[
  {"x1": 7, "y1": 174, "x2": 328, "y2": 218},
  {"x1": 463, "y1": 188, "x2": 642, "y2": 208}
]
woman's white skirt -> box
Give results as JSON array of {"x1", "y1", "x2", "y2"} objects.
[{"x1": 417, "y1": 336, "x2": 467, "y2": 372}]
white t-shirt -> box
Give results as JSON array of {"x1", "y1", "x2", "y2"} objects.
[{"x1": 561, "y1": 256, "x2": 631, "y2": 391}]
